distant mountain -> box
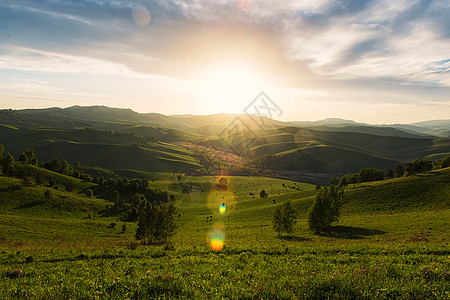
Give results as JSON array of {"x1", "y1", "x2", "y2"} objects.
[
  {"x1": 13, "y1": 106, "x2": 450, "y2": 137},
  {"x1": 289, "y1": 118, "x2": 368, "y2": 127},
  {"x1": 300, "y1": 125, "x2": 425, "y2": 138},
  {"x1": 18, "y1": 106, "x2": 284, "y2": 131},
  {"x1": 20, "y1": 106, "x2": 187, "y2": 128},
  {"x1": 411, "y1": 119, "x2": 450, "y2": 129}
]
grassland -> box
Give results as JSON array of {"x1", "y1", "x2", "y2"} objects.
[
  {"x1": 0, "y1": 125, "x2": 201, "y2": 172},
  {"x1": 1, "y1": 166, "x2": 449, "y2": 299}
]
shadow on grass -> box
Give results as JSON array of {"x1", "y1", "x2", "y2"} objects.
[
  {"x1": 319, "y1": 226, "x2": 386, "y2": 239},
  {"x1": 15, "y1": 201, "x2": 42, "y2": 210},
  {"x1": 0, "y1": 186, "x2": 22, "y2": 193},
  {"x1": 278, "y1": 236, "x2": 311, "y2": 242}
]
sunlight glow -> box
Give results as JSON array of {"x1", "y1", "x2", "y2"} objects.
[{"x1": 200, "y1": 64, "x2": 265, "y2": 112}]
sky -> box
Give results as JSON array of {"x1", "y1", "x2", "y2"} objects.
[{"x1": 0, "y1": 0, "x2": 449, "y2": 124}]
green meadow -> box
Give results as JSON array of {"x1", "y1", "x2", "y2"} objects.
[{"x1": 1, "y1": 166, "x2": 449, "y2": 299}]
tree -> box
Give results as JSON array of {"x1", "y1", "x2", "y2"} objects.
[
  {"x1": 135, "y1": 199, "x2": 177, "y2": 244},
  {"x1": 19, "y1": 152, "x2": 28, "y2": 163},
  {"x1": 35, "y1": 173, "x2": 45, "y2": 186},
  {"x1": 51, "y1": 159, "x2": 61, "y2": 173},
  {"x1": 433, "y1": 156, "x2": 450, "y2": 170},
  {"x1": 3, "y1": 153, "x2": 15, "y2": 176},
  {"x1": 260, "y1": 189, "x2": 268, "y2": 198},
  {"x1": 338, "y1": 175, "x2": 350, "y2": 188},
  {"x1": 386, "y1": 169, "x2": 394, "y2": 179},
  {"x1": 308, "y1": 185, "x2": 344, "y2": 234},
  {"x1": 85, "y1": 189, "x2": 94, "y2": 198},
  {"x1": 97, "y1": 176, "x2": 105, "y2": 186},
  {"x1": 19, "y1": 150, "x2": 37, "y2": 165},
  {"x1": 60, "y1": 160, "x2": 70, "y2": 175},
  {"x1": 273, "y1": 200, "x2": 297, "y2": 237},
  {"x1": 405, "y1": 159, "x2": 432, "y2": 176},
  {"x1": 357, "y1": 168, "x2": 384, "y2": 183},
  {"x1": 0, "y1": 144, "x2": 4, "y2": 158},
  {"x1": 442, "y1": 157, "x2": 450, "y2": 169},
  {"x1": 395, "y1": 165, "x2": 404, "y2": 178},
  {"x1": 25, "y1": 150, "x2": 37, "y2": 165},
  {"x1": 350, "y1": 174, "x2": 359, "y2": 187}
]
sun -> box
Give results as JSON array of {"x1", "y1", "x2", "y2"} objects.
[{"x1": 200, "y1": 64, "x2": 265, "y2": 113}]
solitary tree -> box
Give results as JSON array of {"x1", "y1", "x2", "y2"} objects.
[
  {"x1": 308, "y1": 185, "x2": 344, "y2": 234},
  {"x1": 135, "y1": 199, "x2": 177, "y2": 244},
  {"x1": 273, "y1": 200, "x2": 297, "y2": 237}
]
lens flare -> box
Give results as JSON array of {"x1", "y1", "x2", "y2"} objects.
[
  {"x1": 219, "y1": 203, "x2": 226, "y2": 214},
  {"x1": 132, "y1": 6, "x2": 151, "y2": 26},
  {"x1": 209, "y1": 223, "x2": 225, "y2": 251},
  {"x1": 207, "y1": 190, "x2": 235, "y2": 212}
]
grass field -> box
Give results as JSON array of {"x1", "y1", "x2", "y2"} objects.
[
  {"x1": 0, "y1": 125, "x2": 201, "y2": 172},
  {"x1": 0, "y1": 167, "x2": 449, "y2": 299}
]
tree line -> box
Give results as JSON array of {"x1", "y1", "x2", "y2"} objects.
[{"x1": 0, "y1": 144, "x2": 177, "y2": 244}]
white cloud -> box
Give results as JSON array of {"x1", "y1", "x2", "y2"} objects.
[{"x1": 0, "y1": 46, "x2": 158, "y2": 78}]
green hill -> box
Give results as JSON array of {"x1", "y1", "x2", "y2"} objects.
[
  {"x1": 0, "y1": 165, "x2": 111, "y2": 224},
  {"x1": 0, "y1": 125, "x2": 200, "y2": 172},
  {"x1": 2, "y1": 106, "x2": 450, "y2": 183},
  {"x1": 342, "y1": 167, "x2": 450, "y2": 213},
  {"x1": 255, "y1": 145, "x2": 402, "y2": 176}
]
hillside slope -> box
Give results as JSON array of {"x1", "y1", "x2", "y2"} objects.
[
  {"x1": 0, "y1": 125, "x2": 200, "y2": 172},
  {"x1": 342, "y1": 167, "x2": 450, "y2": 213}
]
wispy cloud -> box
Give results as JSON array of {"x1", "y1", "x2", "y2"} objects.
[{"x1": 0, "y1": 0, "x2": 448, "y2": 122}]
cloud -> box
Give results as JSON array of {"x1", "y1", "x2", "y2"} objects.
[
  {"x1": 0, "y1": 0, "x2": 448, "y2": 121},
  {"x1": 278, "y1": 0, "x2": 450, "y2": 86},
  {"x1": 0, "y1": 46, "x2": 156, "y2": 78}
]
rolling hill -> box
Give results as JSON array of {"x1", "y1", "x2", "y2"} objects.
[
  {"x1": 1, "y1": 106, "x2": 450, "y2": 182},
  {"x1": 0, "y1": 125, "x2": 201, "y2": 173}
]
